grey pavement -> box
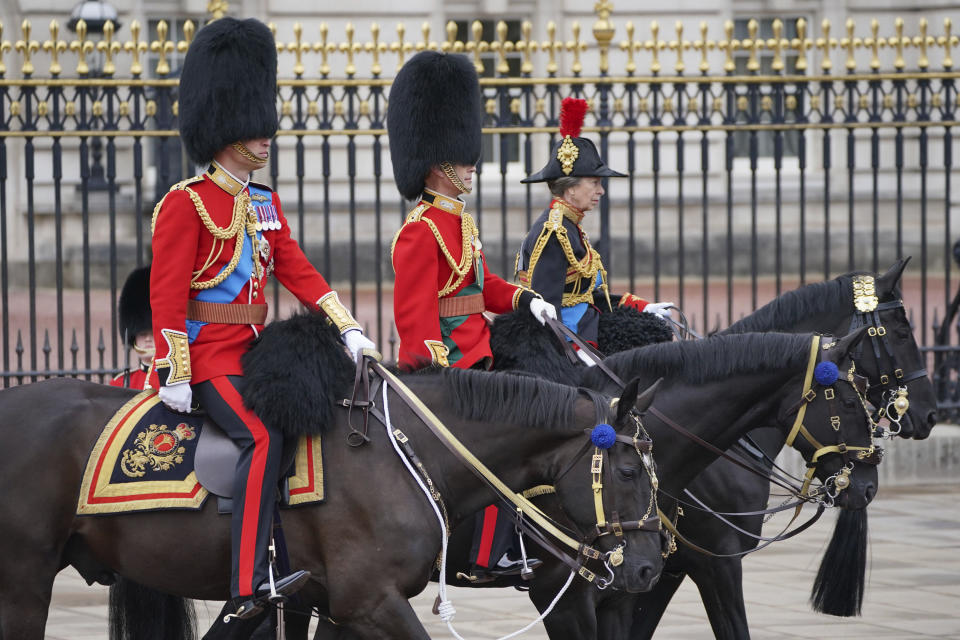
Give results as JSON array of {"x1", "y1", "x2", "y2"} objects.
[{"x1": 45, "y1": 483, "x2": 960, "y2": 639}]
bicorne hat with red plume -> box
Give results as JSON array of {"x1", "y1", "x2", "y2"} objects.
[{"x1": 521, "y1": 97, "x2": 626, "y2": 183}]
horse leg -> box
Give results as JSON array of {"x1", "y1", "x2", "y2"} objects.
[
  {"x1": 0, "y1": 548, "x2": 60, "y2": 640},
  {"x1": 329, "y1": 592, "x2": 430, "y2": 640},
  {"x1": 688, "y1": 558, "x2": 750, "y2": 640},
  {"x1": 529, "y1": 576, "x2": 599, "y2": 640},
  {"x1": 629, "y1": 570, "x2": 686, "y2": 640}
]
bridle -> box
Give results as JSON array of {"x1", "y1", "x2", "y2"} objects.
[
  {"x1": 344, "y1": 357, "x2": 662, "y2": 587},
  {"x1": 847, "y1": 274, "x2": 929, "y2": 436}
]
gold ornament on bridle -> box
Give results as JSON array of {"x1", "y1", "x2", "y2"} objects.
[{"x1": 852, "y1": 275, "x2": 879, "y2": 312}]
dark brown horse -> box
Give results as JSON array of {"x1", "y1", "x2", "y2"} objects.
[{"x1": 0, "y1": 317, "x2": 662, "y2": 640}]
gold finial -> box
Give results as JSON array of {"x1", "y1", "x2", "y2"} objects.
[
  {"x1": 368, "y1": 23, "x2": 384, "y2": 76},
  {"x1": 288, "y1": 23, "x2": 306, "y2": 77},
  {"x1": 669, "y1": 21, "x2": 686, "y2": 74},
  {"x1": 544, "y1": 21, "x2": 560, "y2": 75},
  {"x1": 592, "y1": 0, "x2": 615, "y2": 74},
  {"x1": 621, "y1": 21, "x2": 636, "y2": 74},
  {"x1": 206, "y1": 1, "x2": 229, "y2": 21},
  {"x1": 43, "y1": 20, "x2": 66, "y2": 77},
  {"x1": 182, "y1": 20, "x2": 195, "y2": 50},
  {"x1": 841, "y1": 18, "x2": 859, "y2": 71},
  {"x1": 419, "y1": 21, "x2": 435, "y2": 52},
  {"x1": 941, "y1": 18, "x2": 956, "y2": 69},
  {"x1": 125, "y1": 20, "x2": 147, "y2": 76},
  {"x1": 648, "y1": 20, "x2": 662, "y2": 74},
  {"x1": 267, "y1": 22, "x2": 279, "y2": 51},
  {"x1": 150, "y1": 20, "x2": 174, "y2": 76},
  {"x1": 316, "y1": 23, "x2": 331, "y2": 76},
  {"x1": 69, "y1": 19, "x2": 92, "y2": 75},
  {"x1": 719, "y1": 20, "x2": 737, "y2": 73},
  {"x1": 518, "y1": 20, "x2": 534, "y2": 75},
  {"x1": 390, "y1": 23, "x2": 410, "y2": 72},
  {"x1": 892, "y1": 17, "x2": 906, "y2": 70},
  {"x1": 569, "y1": 21, "x2": 585, "y2": 75},
  {"x1": 915, "y1": 18, "x2": 930, "y2": 70},
  {"x1": 767, "y1": 19, "x2": 785, "y2": 72},
  {"x1": 493, "y1": 20, "x2": 510, "y2": 74},
  {"x1": 469, "y1": 20, "x2": 485, "y2": 74},
  {"x1": 793, "y1": 18, "x2": 810, "y2": 72},
  {"x1": 97, "y1": 20, "x2": 120, "y2": 76},
  {"x1": 0, "y1": 22, "x2": 9, "y2": 76},
  {"x1": 865, "y1": 19, "x2": 881, "y2": 70},
  {"x1": 693, "y1": 21, "x2": 710, "y2": 74},
  {"x1": 744, "y1": 19, "x2": 760, "y2": 72},
  {"x1": 443, "y1": 20, "x2": 457, "y2": 53},
  {"x1": 341, "y1": 23, "x2": 360, "y2": 77},
  {"x1": 15, "y1": 20, "x2": 39, "y2": 76},
  {"x1": 817, "y1": 19, "x2": 834, "y2": 72}
]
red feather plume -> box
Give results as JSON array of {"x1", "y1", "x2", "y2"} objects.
[{"x1": 558, "y1": 97, "x2": 588, "y2": 138}]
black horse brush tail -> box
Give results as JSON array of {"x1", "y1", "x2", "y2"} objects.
[
  {"x1": 810, "y1": 508, "x2": 868, "y2": 616},
  {"x1": 109, "y1": 577, "x2": 198, "y2": 640}
]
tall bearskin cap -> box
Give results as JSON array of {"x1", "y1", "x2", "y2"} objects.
[
  {"x1": 387, "y1": 51, "x2": 483, "y2": 200},
  {"x1": 522, "y1": 97, "x2": 626, "y2": 183},
  {"x1": 119, "y1": 266, "x2": 152, "y2": 347},
  {"x1": 178, "y1": 17, "x2": 278, "y2": 166}
]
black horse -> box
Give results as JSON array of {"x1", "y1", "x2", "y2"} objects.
[{"x1": 0, "y1": 317, "x2": 662, "y2": 640}]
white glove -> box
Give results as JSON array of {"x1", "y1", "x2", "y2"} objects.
[
  {"x1": 576, "y1": 348, "x2": 597, "y2": 367},
  {"x1": 642, "y1": 301, "x2": 674, "y2": 319},
  {"x1": 342, "y1": 328, "x2": 377, "y2": 361},
  {"x1": 529, "y1": 298, "x2": 558, "y2": 325},
  {"x1": 158, "y1": 383, "x2": 192, "y2": 413}
]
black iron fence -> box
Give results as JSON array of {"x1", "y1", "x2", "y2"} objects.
[{"x1": 1, "y1": 10, "x2": 959, "y2": 417}]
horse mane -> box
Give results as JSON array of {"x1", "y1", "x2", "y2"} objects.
[
  {"x1": 724, "y1": 277, "x2": 851, "y2": 334},
  {"x1": 442, "y1": 368, "x2": 579, "y2": 431},
  {"x1": 582, "y1": 332, "x2": 813, "y2": 387},
  {"x1": 241, "y1": 313, "x2": 355, "y2": 436}
]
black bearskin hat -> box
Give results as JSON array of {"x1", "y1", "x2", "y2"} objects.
[
  {"x1": 522, "y1": 97, "x2": 626, "y2": 183},
  {"x1": 119, "y1": 266, "x2": 152, "y2": 347},
  {"x1": 387, "y1": 51, "x2": 483, "y2": 200},
  {"x1": 178, "y1": 17, "x2": 278, "y2": 166}
]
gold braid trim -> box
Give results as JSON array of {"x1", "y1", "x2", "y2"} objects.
[
  {"x1": 391, "y1": 204, "x2": 479, "y2": 298},
  {"x1": 317, "y1": 291, "x2": 361, "y2": 334},
  {"x1": 155, "y1": 329, "x2": 191, "y2": 385}
]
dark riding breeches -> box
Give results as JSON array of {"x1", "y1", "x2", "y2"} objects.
[{"x1": 193, "y1": 375, "x2": 283, "y2": 598}]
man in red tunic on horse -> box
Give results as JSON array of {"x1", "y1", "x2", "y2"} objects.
[{"x1": 150, "y1": 17, "x2": 375, "y2": 619}]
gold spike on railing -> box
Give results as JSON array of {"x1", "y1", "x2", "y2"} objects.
[
  {"x1": 150, "y1": 20, "x2": 174, "y2": 76},
  {"x1": 569, "y1": 22, "x2": 584, "y2": 75},
  {"x1": 289, "y1": 23, "x2": 306, "y2": 77},
  {"x1": 97, "y1": 20, "x2": 120, "y2": 76},
  {"x1": 543, "y1": 21, "x2": 560, "y2": 75},
  {"x1": 744, "y1": 19, "x2": 760, "y2": 72},
  {"x1": 493, "y1": 20, "x2": 510, "y2": 74},
  {"x1": 442, "y1": 20, "x2": 457, "y2": 53},
  {"x1": 719, "y1": 20, "x2": 736, "y2": 73},
  {"x1": 518, "y1": 20, "x2": 534, "y2": 75},
  {"x1": 942, "y1": 18, "x2": 955, "y2": 69},
  {"x1": 793, "y1": 18, "x2": 810, "y2": 72},
  {"x1": 694, "y1": 21, "x2": 710, "y2": 74},
  {"x1": 768, "y1": 19, "x2": 785, "y2": 72},
  {"x1": 182, "y1": 20, "x2": 195, "y2": 52},
  {"x1": 669, "y1": 21, "x2": 686, "y2": 74},
  {"x1": 368, "y1": 23, "x2": 384, "y2": 77},
  {"x1": 469, "y1": 20, "x2": 484, "y2": 74},
  {"x1": 15, "y1": 20, "x2": 39, "y2": 76},
  {"x1": 841, "y1": 18, "x2": 859, "y2": 72},
  {"x1": 342, "y1": 23, "x2": 359, "y2": 77},
  {"x1": 915, "y1": 18, "x2": 930, "y2": 70},
  {"x1": 0, "y1": 22, "x2": 9, "y2": 76},
  {"x1": 390, "y1": 23, "x2": 410, "y2": 71},
  {"x1": 621, "y1": 21, "x2": 636, "y2": 74},
  {"x1": 891, "y1": 18, "x2": 906, "y2": 70},
  {"x1": 69, "y1": 19, "x2": 92, "y2": 75},
  {"x1": 207, "y1": 1, "x2": 228, "y2": 22},
  {"x1": 125, "y1": 20, "x2": 147, "y2": 76},
  {"x1": 817, "y1": 19, "x2": 834, "y2": 72},
  {"x1": 419, "y1": 21, "x2": 434, "y2": 52},
  {"x1": 593, "y1": 0, "x2": 615, "y2": 74},
  {"x1": 648, "y1": 21, "x2": 663, "y2": 74},
  {"x1": 317, "y1": 23, "x2": 331, "y2": 77},
  {"x1": 43, "y1": 20, "x2": 66, "y2": 77},
  {"x1": 865, "y1": 19, "x2": 881, "y2": 71}
]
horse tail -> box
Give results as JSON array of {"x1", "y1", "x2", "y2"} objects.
[
  {"x1": 809, "y1": 508, "x2": 868, "y2": 617},
  {"x1": 109, "y1": 577, "x2": 197, "y2": 640}
]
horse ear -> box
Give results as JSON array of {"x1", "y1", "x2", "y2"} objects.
[
  {"x1": 875, "y1": 257, "x2": 910, "y2": 296},
  {"x1": 618, "y1": 377, "x2": 662, "y2": 423},
  {"x1": 831, "y1": 326, "x2": 870, "y2": 360}
]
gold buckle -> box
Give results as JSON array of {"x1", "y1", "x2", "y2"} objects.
[
  {"x1": 895, "y1": 368, "x2": 903, "y2": 379},
  {"x1": 804, "y1": 389, "x2": 817, "y2": 402},
  {"x1": 830, "y1": 416, "x2": 841, "y2": 431},
  {"x1": 591, "y1": 453, "x2": 603, "y2": 475},
  {"x1": 868, "y1": 327, "x2": 878, "y2": 337},
  {"x1": 578, "y1": 566, "x2": 596, "y2": 582},
  {"x1": 824, "y1": 388, "x2": 835, "y2": 400},
  {"x1": 392, "y1": 429, "x2": 408, "y2": 443},
  {"x1": 880, "y1": 374, "x2": 890, "y2": 385},
  {"x1": 876, "y1": 326, "x2": 886, "y2": 336}
]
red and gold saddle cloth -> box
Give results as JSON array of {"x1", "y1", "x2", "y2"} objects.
[{"x1": 77, "y1": 391, "x2": 324, "y2": 515}]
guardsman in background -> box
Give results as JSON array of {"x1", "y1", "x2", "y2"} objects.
[
  {"x1": 110, "y1": 265, "x2": 154, "y2": 389},
  {"x1": 517, "y1": 97, "x2": 673, "y2": 362},
  {"x1": 150, "y1": 17, "x2": 375, "y2": 618},
  {"x1": 387, "y1": 50, "x2": 553, "y2": 579}
]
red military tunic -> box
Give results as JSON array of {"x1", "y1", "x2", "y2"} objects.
[
  {"x1": 109, "y1": 362, "x2": 153, "y2": 390},
  {"x1": 392, "y1": 189, "x2": 536, "y2": 371},
  {"x1": 150, "y1": 162, "x2": 337, "y2": 384}
]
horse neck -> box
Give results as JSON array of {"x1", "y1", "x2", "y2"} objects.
[{"x1": 648, "y1": 368, "x2": 805, "y2": 496}]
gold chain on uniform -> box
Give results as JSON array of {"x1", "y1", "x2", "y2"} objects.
[{"x1": 423, "y1": 211, "x2": 479, "y2": 298}]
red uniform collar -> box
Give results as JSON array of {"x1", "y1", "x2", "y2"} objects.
[{"x1": 423, "y1": 188, "x2": 466, "y2": 216}]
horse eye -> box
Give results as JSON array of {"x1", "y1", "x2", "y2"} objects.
[{"x1": 617, "y1": 468, "x2": 637, "y2": 480}]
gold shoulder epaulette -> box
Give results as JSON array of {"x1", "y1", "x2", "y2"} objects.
[
  {"x1": 150, "y1": 175, "x2": 204, "y2": 234},
  {"x1": 390, "y1": 204, "x2": 431, "y2": 267}
]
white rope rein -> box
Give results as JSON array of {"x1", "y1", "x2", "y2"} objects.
[{"x1": 380, "y1": 382, "x2": 578, "y2": 639}]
